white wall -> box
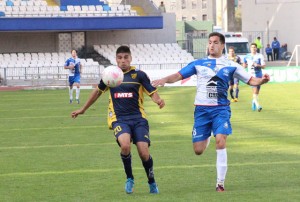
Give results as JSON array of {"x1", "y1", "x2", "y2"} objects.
[
  {"x1": 242, "y1": 1, "x2": 300, "y2": 52},
  {"x1": 0, "y1": 32, "x2": 58, "y2": 53},
  {"x1": 86, "y1": 13, "x2": 176, "y2": 45}
]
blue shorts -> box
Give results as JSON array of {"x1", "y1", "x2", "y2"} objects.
[
  {"x1": 230, "y1": 78, "x2": 239, "y2": 85},
  {"x1": 192, "y1": 105, "x2": 232, "y2": 143},
  {"x1": 69, "y1": 75, "x2": 80, "y2": 86},
  {"x1": 112, "y1": 118, "x2": 150, "y2": 145}
]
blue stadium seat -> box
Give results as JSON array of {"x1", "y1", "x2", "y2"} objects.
[
  {"x1": 6, "y1": 0, "x2": 14, "y2": 6},
  {"x1": 102, "y1": 5, "x2": 110, "y2": 11},
  {"x1": 60, "y1": 6, "x2": 68, "y2": 11}
]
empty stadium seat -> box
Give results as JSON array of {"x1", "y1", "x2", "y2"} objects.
[
  {"x1": 94, "y1": 43, "x2": 195, "y2": 66},
  {"x1": 0, "y1": 51, "x2": 101, "y2": 80}
]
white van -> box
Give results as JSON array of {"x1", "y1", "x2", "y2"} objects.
[{"x1": 222, "y1": 33, "x2": 250, "y2": 61}]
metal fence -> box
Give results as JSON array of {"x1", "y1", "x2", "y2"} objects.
[
  {"x1": 0, "y1": 63, "x2": 189, "y2": 86},
  {"x1": 0, "y1": 65, "x2": 103, "y2": 86},
  {"x1": 178, "y1": 31, "x2": 279, "y2": 59}
]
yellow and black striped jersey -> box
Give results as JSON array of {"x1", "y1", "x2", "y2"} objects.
[{"x1": 98, "y1": 66, "x2": 157, "y2": 128}]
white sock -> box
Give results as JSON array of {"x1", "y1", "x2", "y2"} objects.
[
  {"x1": 253, "y1": 94, "x2": 260, "y2": 107},
  {"x1": 76, "y1": 87, "x2": 80, "y2": 100},
  {"x1": 216, "y1": 148, "x2": 227, "y2": 186},
  {"x1": 206, "y1": 136, "x2": 211, "y2": 149},
  {"x1": 69, "y1": 88, "x2": 74, "y2": 100}
]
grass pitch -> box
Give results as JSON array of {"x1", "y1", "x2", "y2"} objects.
[{"x1": 0, "y1": 83, "x2": 300, "y2": 202}]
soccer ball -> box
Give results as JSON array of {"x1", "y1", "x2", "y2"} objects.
[{"x1": 101, "y1": 66, "x2": 124, "y2": 87}]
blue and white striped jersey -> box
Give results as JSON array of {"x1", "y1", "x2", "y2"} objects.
[
  {"x1": 243, "y1": 53, "x2": 265, "y2": 77},
  {"x1": 64, "y1": 57, "x2": 81, "y2": 76},
  {"x1": 179, "y1": 56, "x2": 251, "y2": 106}
]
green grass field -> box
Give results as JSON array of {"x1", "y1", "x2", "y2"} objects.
[{"x1": 0, "y1": 83, "x2": 300, "y2": 202}]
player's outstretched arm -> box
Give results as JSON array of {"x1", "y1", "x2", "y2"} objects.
[
  {"x1": 71, "y1": 88, "x2": 102, "y2": 118},
  {"x1": 248, "y1": 74, "x2": 270, "y2": 86},
  {"x1": 152, "y1": 72, "x2": 182, "y2": 87},
  {"x1": 150, "y1": 92, "x2": 165, "y2": 109}
]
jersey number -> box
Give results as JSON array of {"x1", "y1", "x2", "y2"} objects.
[{"x1": 114, "y1": 126, "x2": 122, "y2": 136}]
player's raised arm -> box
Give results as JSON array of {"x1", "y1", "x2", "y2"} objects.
[
  {"x1": 248, "y1": 73, "x2": 270, "y2": 86},
  {"x1": 150, "y1": 92, "x2": 165, "y2": 109},
  {"x1": 152, "y1": 72, "x2": 182, "y2": 87},
  {"x1": 71, "y1": 88, "x2": 102, "y2": 118}
]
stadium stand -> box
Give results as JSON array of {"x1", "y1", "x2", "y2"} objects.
[
  {"x1": 0, "y1": 0, "x2": 177, "y2": 87},
  {"x1": 93, "y1": 43, "x2": 195, "y2": 82},
  {"x1": 94, "y1": 43, "x2": 194, "y2": 66},
  {"x1": 0, "y1": 0, "x2": 136, "y2": 17},
  {"x1": 0, "y1": 52, "x2": 103, "y2": 81}
]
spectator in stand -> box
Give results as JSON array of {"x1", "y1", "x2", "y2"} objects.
[
  {"x1": 265, "y1": 44, "x2": 273, "y2": 61},
  {"x1": 254, "y1": 36, "x2": 263, "y2": 53},
  {"x1": 158, "y1": 1, "x2": 166, "y2": 13},
  {"x1": 6, "y1": 0, "x2": 14, "y2": 6},
  {"x1": 272, "y1": 37, "x2": 280, "y2": 60}
]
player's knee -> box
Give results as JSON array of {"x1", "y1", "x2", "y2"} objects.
[
  {"x1": 194, "y1": 147, "x2": 205, "y2": 155},
  {"x1": 120, "y1": 144, "x2": 131, "y2": 154},
  {"x1": 215, "y1": 139, "x2": 226, "y2": 149},
  {"x1": 139, "y1": 152, "x2": 149, "y2": 161}
]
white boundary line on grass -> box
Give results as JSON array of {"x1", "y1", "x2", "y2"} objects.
[
  {"x1": 0, "y1": 140, "x2": 190, "y2": 150},
  {"x1": 0, "y1": 160, "x2": 299, "y2": 178}
]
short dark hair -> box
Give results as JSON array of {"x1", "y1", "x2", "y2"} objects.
[
  {"x1": 208, "y1": 32, "x2": 225, "y2": 44},
  {"x1": 116, "y1": 45, "x2": 131, "y2": 55},
  {"x1": 251, "y1": 43, "x2": 257, "y2": 47}
]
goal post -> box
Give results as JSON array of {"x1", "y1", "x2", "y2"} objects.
[{"x1": 287, "y1": 45, "x2": 300, "y2": 67}]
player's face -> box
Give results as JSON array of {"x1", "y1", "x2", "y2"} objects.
[
  {"x1": 228, "y1": 49, "x2": 235, "y2": 57},
  {"x1": 250, "y1": 45, "x2": 257, "y2": 54},
  {"x1": 208, "y1": 36, "x2": 224, "y2": 58},
  {"x1": 116, "y1": 52, "x2": 132, "y2": 71},
  {"x1": 71, "y1": 50, "x2": 77, "y2": 58}
]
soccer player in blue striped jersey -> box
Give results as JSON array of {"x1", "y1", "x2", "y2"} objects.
[
  {"x1": 71, "y1": 46, "x2": 165, "y2": 194},
  {"x1": 243, "y1": 43, "x2": 266, "y2": 112},
  {"x1": 152, "y1": 32, "x2": 270, "y2": 192},
  {"x1": 64, "y1": 50, "x2": 82, "y2": 104}
]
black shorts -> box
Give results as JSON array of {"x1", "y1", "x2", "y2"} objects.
[{"x1": 112, "y1": 118, "x2": 150, "y2": 145}]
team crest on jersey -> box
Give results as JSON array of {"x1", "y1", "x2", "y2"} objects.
[
  {"x1": 131, "y1": 73, "x2": 137, "y2": 79},
  {"x1": 223, "y1": 68, "x2": 229, "y2": 77}
]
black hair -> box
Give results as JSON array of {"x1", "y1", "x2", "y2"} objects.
[
  {"x1": 208, "y1": 32, "x2": 225, "y2": 44},
  {"x1": 116, "y1": 45, "x2": 131, "y2": 54},
  {"x1": 251, "y1": 43, "x2": 257, "y2": 47}
]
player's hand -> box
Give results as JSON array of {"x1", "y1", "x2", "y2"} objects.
[
  {"x1": 71, "y1": 109, "x2": 85, "y2": 119},
  {"x1": 157, "y1": 99, "x2": 165, "y2": 109},
  {"x1": 152, "y1": 79, "x2": 166, "y2": 87},
  {"x1": 262, "y1": 74, "x2": 270, "y2": 84}
]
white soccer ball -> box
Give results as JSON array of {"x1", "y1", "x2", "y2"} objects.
[{"x1": 102, "y1": 66, "x2": 124, "y2": 87}]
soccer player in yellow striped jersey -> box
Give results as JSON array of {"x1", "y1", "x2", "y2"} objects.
[
  {"x1": 227, "y1": 46, "x2": 241, "y2": 102},
  {"x1": 71, "y1": 46, "x2": 165, "y2": 194}
]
